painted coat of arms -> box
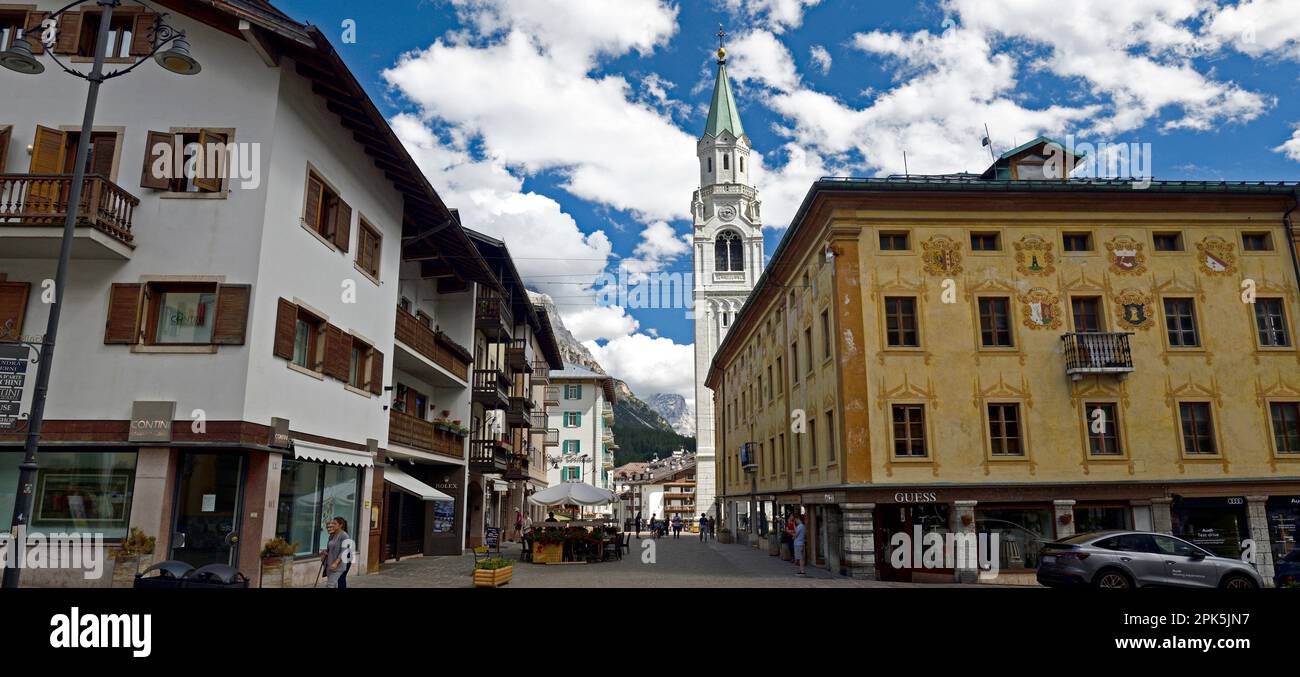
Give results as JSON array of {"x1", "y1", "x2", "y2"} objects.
[
  {"x1": 1195, "y1": 237, "x2": 1236, "y2": 276},
  {"x1": 1105, "y1": 236, "x2": 1146, "y2": 275},
  {"x1": 1013, "y1": 235, "x2": 1055, "y2": 276},
  {"x1": 1018, "y1": 287, "x2": 1062, "y2": 330},
  {"x1": 921, "y1": 236, "x2": 963, "y2": 276},
  {"x1": 1112, "y1": 288, "x2": 1154, "y2": 330}
]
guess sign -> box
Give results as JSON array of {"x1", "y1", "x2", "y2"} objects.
[{"x1": 893, "y1": 492, "x2": 939, "y2": 503}]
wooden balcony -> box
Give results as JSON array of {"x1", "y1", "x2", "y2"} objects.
[
  {"x1": 527, "y1": 412, "x2": 550, "y2": 434},
  {"x1": 393, "y1": 308, "x2": 472, "y2": 383},
  {"x1": 544, "y1": 386, "x2": 560, "y2": 406},
  {"x1": 506, "y1": 338, "x2": 531, "y2": 373},
  {"x1": 475, "y1": 291, "x2": 513, "y2": 339},
  {"x1": 503, "y1": 453, "x2": 529, "y2": 481},
  {"x1": 387, "y1": 410, "x2": 465, "y2": 459},
  {"x1": 470, "y1": 438, "x2": 512, "y2": 473},
  {"x1": 1061, "y1": 332, "x2": 1135, "y2": 380},
  {"x1": 507, "y1": 396, "x2": 534, "y2": 428},
  {"x1": 532, "y1": 361, "x2": 551, "y2": 384},
  {"x1": 543, "y1": 428, "x2": 559, "y2": 447},
  {"x1": 472, "y1": 368, "x2": 510, "y2": 409},
  {"x1": 0, "y1": 174, "x2": 137, "y2": 259}
]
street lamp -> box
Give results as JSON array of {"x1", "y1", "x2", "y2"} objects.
[{"x1": 0, "y1": 0, "x2": 200, "y2": 589}]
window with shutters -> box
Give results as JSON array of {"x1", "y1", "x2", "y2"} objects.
[
  {"x1": 145, "y1": 282, "x2": 217, "y2": 345},
  {"x1": 356, "y1": 218, "x2": 382, "y2": 280},
  {"x1": 34, "y1": 129, "x2": 119, "y2": 181},
  {"x1": 347, "y1": 336, "x2": 375, "y2": 392},
  {"x1": 104, "y1": 280, "x2": 249, "y2": 349},
  {"x1": 0, "y1": 280, "x2": 31, "y2": 341},
  {"x1": 141, "y1": 129, "x2": 231, "y2": 194},
  {"x1": 290, "y1": 308, "x2": 326, "y2": 372},
  {"x1": 301, "y1": 168, "x2": 351, "y2": 252},
  {"x1": 0, "y1": 12, "x2": 26, "y2": 53},
  {"x1": 73, "y1": 11, "x2": 147, "y2": 60}
]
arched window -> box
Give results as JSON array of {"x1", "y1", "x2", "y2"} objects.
[
  {"x1": 707, "y1": 157, "x2": 713, "y2": 173},
  {"x1": 723, "y1": 154, "x2": 730, "y2": 170},
  {"x1": 740, "y1": 156, "x2": 745, "y2": 172},
  {"x1": 715, "y1": 231, "x2": 744, "y2": 272}
]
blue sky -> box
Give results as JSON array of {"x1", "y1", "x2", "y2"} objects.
[{"x1": 274, "y1": 0, "x2": 1300, "y2": 404}]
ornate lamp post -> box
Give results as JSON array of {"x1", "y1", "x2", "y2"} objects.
[{"x1": 0, "y1": 0, "x2": 200, "y2": 589}]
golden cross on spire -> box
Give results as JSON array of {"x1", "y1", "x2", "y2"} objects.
[{"x1": 716, "y1": 25, "x2": 728, "y2": 63}]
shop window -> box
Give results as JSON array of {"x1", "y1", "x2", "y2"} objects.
[
  {"x1": 275, "y1": 459, "x2": 361, "y2": 558},
  {"x1": 1085, "y1": 402, "x2": 1121, "y2": 456},
  {"x1": 978, "y1": 297, "x2": 1013, "y2": 347},
  {"x1": 1254, "y1": 298, "x2": 1290, "y2": 347},
  {"x1": 976, "y1": 506, "x2": 1053, "y2": 570},
  {"x1": 1266, "y1": 497, "x2": 1299, "y2": 560},
  {"x1": 1153, "y1": 232, "x2": 1183, "y2": 251},
  {"x1": 1163, "y1": 298, "x2": 1200, "y2": 347},
  {"x1": 1171, "y1": 498, "x2": 1247, "y2": 559},
  {"x1": 1270, "y1": 403, "x2": 1300, "y2": 454},
  {"x1": 0, "y1": 451, "x2": 138, "y2": 539},
  {"x1": 1178, "y1": 402, "x2": 1216, "y2": 455},
  {"x1": 987, "y1": 403, "x2": 1023, "y2": 456},
  {"x1": 891, "y1": 404, "x2": 927, "y2": 457},
  {"x1": 884, "y1": 297, "x2": 918, "y2": 347},
  {"x1": 879, "y1": 231, "x2": 909, "y2": 251},
  {"x1": 1073, "y1": 506, "x2": 1129, "y2": 533}
]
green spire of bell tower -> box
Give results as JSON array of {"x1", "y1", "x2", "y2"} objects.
[{"x1": 703, "y1": 27, "x2": 745, "y2": 140}]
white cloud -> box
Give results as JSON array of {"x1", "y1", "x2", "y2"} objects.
[
  {"x1": 622, "y1": 220, "x2": 691, "y2": 282},
  {"x1": 728, "y1": 30, "x2": 802, "y2": 93},
  {"x1": 1204, "y1": 0, "x2": 1300, "y2": 60},
  {"x1": 1276, "y1": 127, "x2": 1300, "y2": 163},
  {"x1": 586, "y1": 333, "x2": 697, "y2": 408},
  {"x1": 809, "y1": 45, "x2": 832, "y2": 74},
  {"x1": 562, "y1": 306, "x2": 641, "y2": 343},
  {"x1": 720, "y1": 0, "x2": 822, "y2": 33}
]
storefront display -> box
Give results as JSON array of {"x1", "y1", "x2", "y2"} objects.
[
  {"x1": 0, "y1": 451, "x2": 137, "y2": 539},
  {"x1": 276, "y1": 459, "x2": 361, "y2": 557},
  {"x1": 1171, "y1": 497, "x2": 1248, "y2": 559},
  {"x1": 976, "y1": 505, "x2": 1054, "y2": 570},
  {"x1": 1073, "y1": 504, "x2": 1130, "y2": 534},
  {"x1": 1267, "y1": 496, "x2": 1299, "y2": 560}
]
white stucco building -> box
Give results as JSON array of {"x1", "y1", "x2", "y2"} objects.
[{"x1": 692, "y1": 43, "x2": 763, "y2": 524}]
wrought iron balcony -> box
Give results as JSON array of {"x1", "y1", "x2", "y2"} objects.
[
  {"x1": 0, "y1": 173, "x2": 138, "y2": 259},
  {"x1": 1061, "y1": 332, "x2": 1135, "y2": 380}
]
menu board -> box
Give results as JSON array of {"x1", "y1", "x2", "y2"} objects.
[{"x1": 0, "y1": 345, "x2": 29, "y2": 429}]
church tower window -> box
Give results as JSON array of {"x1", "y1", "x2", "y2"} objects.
[
  {"x1": 723, "y1": 153, "x2": 730, "y2": 170},
  {"x1": 716, "y1": 231, "x2": 744, "y2": 272}
]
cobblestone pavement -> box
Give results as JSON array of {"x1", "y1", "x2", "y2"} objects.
[{"x1": 351, "y1": 533, "x2": 961, "y2": 588}]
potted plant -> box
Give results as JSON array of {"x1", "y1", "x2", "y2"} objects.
[
  {"x1": 473, "y1": 558, "x2": 514, "y2": 587},
  {"x1": 112, "y1": 528, "x2": 155, "y2": 588},
  {"x1": 532, "y1": 527, "x2": 565, "y2": 564},
  {"x1": 717, "y1": 527, "x2": 734, "y2": 544},
  {"x1": 260, "y1": 537, "x2": 298, "y2": 588}
]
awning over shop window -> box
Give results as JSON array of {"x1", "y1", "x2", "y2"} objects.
[
  {"x1": 385, "y1": 466, "x2": 454, "y2": 502},
  {"x1": 293, "y1": 441, "x2": 374, "y2": 468}
]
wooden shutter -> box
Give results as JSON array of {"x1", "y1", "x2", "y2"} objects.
[
  {"x1": 273, "y1": 298, "x2": 297, "y2": 360},
  {"x1": 29, "y1": 126, "x2": 65, "y2": 174},
  {"x1": 0, "y1": 282, "x2": 31, "y2": 339},
  {"x1": 333, "y1": 198, "x2": 352, "y2": 252},
  {"x1": 369, "y1": 348, "x2": 384, "y2": 395},
  {"x1": 193, "y1": 129, "x2": 226, "y2": 193},
  {"x1": 53, "y1": 12, "x2": 81, "y2": 55},
  {"x1": 103, "y1": 283, "x2": 142, "y2": 344},
  {"x1": 323, "y1": 324, "x2": 350, "y2": 381},
  {"x1": 303, "y1": 174, "x2": 323, "y2": 230},
  {"x1": 140, "y1": 131, "x2": 172, "y2": 190},
  {"x1": 0, "y1": 127, "x2": 10, "y2": 172},
  {"x1": 129, "y1": 13, "x2": 155, "y2": 56},
  {"x1": 25, "y1": 11, "x2": 47, "y2": 55},
  {"x1": 89, "y1": 134, "x2": 115, "y2": 178},
  {"x1": 211, "y1": 284, "x2": 251, "y2": 345}
]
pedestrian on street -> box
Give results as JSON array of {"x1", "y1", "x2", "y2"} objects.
[
  {"x1": 671, "y1": 514, "x2": 682, "y2": 538},
  {"x1": 792, "y1": 514, "x2": 807, "y2": 576},
  {"x1": 635, "y1": 511, "x2": 642, "y2": 538},
  {"x1": 514, "y1": 509, "x2": 523, "y2": 542},
  {"x1": 322, "y1": 516, "x2": 352, "y2": 589},
  {"x1": 699, "y1": 514, "x2": 708, "y2": 541}
]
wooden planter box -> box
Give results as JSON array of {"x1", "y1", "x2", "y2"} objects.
[
  {"x1": 532, "y1": 543, "x2": 563, "y2": 564},
  {"x1": 260, "y1": 556, "x2": 294, "y2": 588},
  {"x1": 473, "y1": 565, "x2": 513, "y2": 588},
  {"x1": 718, "y1": 530, "x2": 734, "y2": 544},
  {"x1": 111, "y1": 555, "x2": 149, "y2": 588}
]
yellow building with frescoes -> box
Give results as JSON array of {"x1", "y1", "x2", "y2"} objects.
[{"x1": 707, "y1": 139, "x2": 1300, "y2": 585}]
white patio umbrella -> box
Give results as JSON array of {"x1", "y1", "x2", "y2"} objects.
[{"x1": 528, "y1": 482, "x2": 618, "y2": 507}]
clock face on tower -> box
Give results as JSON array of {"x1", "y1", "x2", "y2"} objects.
[{"x1": 718, "y1": 206, "x2": 737, "y2": 221}]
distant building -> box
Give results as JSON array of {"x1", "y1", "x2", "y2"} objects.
[{"x1": 547, "y1": 364, "x2": 617, "y2": 514}]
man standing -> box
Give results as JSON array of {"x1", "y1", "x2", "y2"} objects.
[
  {"x1": 699, "y1": 514, "x2": 708, "y2": 542},
  {"x1": 792, "y1": 514, "x2": 807, "y2": 577},
  {"x1": 634, "y1": 511, "x2": 643, "y2": 538},
  {"x1": 671, "y1": 514, "x2": 682, "y2": 539}
]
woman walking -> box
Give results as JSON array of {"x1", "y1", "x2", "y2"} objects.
[{"x1": 322, "y1": 516, "x2": 353, "y2": 589}]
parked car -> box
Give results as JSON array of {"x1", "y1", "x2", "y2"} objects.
[
  {"x1": 1275, "y1": 549, "x2": 1300, "y2": 588},
  {"x1": 1036, "y1": 530, "x2": 1263, "y2": 589}
]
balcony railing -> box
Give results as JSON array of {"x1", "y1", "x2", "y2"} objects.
[
  {"x1": 387, "y1": 410, "x2": 465, "y2": 459},
  {"x1": 543, "y1": 428, "x2": 559, "y2": 447},
  {"x1": 475, "y1": 291, "x2": 513, "y2": 338},
  {"x1": 503, "y1": 453, "x2": 529, "y2": 481},
  {"x1": 507, "y1": 396, "x2": 533, "y2": 428},
  {"x1": 602, "y1": 401, "x2": 614, "y2": 422},
  {"x1": 472, "y1": 368, "x2": 510, "y2": 409},
  {"x1": 1061, "y1": 332, "x2": 1135, "y2": 380},
  {"x1": 528, "y1": 411, "x2": 550, "y2": 433},
  {"x1": 544, "y1": 386, "x2": 560, "y2": 406},
  {"x1": 0, "y1": 173, "x2": 138, "y2": 247},
  {"x1": 470, "y1": 438, "x2": 512, "y2": 472},
  {"x1": 394, "y1": 308, "x2": 471, "y2": 381},
  {"x1": 532, "y1": 361, "x2": 551, "y2": 384},
  {"x1": 505, "y1": 338, "x2": 531, "y2": 373}
]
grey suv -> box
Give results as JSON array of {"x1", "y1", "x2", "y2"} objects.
[{"x1": 1036, "y1": 531, "x2": 1263, "y2": 589}]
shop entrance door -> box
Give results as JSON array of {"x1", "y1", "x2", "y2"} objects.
[
  {"x1": 170, "y1": 452, "x2": 244, "y2": 568},
  {"x1": 874, "y1": 504, "x2": 952, "y2": 582}
]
